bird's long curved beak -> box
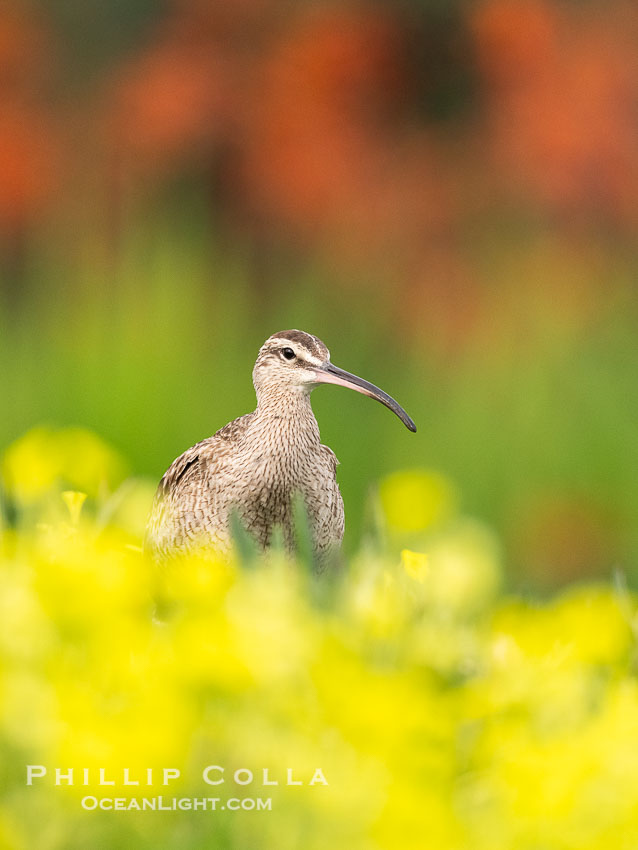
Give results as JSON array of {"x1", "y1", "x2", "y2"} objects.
[{"x1": 312, "y1": 362, "x2": 417, "y2": 432}]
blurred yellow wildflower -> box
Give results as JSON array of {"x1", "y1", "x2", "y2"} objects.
[
  {"x1": 2, "y1": 425, "x2": 127, "y2": 504},
  {"x1": 426, "y1": 519, "x2": 502, "y2": 615},
  {"x1": 103, "y1": 477, "x2": 157, "y2": 539},
  {"x1": 0, "y1": 428, "x2": 637, "y2": 850},
  {"x1": 61, "y1": 490, "x2": 87, "y2": 525},
  {"x1": 401, "y1": 549, "x2": 429, "y2": 582},
  {"x1": 402, "y1": 522, "x2": 501, "y2": 615},
  {"x1": 379, "y1": 468, "x2": 458, "y2": 532}
]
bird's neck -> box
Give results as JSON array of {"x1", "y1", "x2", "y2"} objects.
[{"x1": 253, "y1": 390, "x2": 321, "y2": 446}]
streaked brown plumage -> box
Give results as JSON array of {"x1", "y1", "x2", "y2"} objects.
[{"x1": 145, "y1": 330, "x2": 416, "y2": 567}]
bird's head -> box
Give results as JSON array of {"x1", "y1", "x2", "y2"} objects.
[{"x1": 253, "y1": 329, "x2": 416, "y2": 432}]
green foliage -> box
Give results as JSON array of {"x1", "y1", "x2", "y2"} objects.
[{"x1": 1, "y1": 223, "x2": 637, "y2": 582}]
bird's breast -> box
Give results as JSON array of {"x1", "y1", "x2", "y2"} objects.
[{"x1": 232, "y1": 438, "x2": 330, "y2": 508}]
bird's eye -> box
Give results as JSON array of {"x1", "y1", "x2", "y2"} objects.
[{"x1": 281, "y1": 347, "x2": 296, "y2": 361}]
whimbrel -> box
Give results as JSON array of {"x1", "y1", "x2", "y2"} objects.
[{"x1": 145, "y1": 330, "x2": 416, "y2": 566}]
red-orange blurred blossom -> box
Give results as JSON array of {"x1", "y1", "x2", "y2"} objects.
[
  {"x1": 2, "y1": 0, "x2": 636, "y2": 350},
  {"x1": 104, "y1": 3, "x2": 419, "y2": 228},
  {"x1": 106, "y1": 47, "x2": 227, "y2": 171},
  {"x1": 237, "y1": 7, "x2": 406, "y2": 225},
  {"x1": 101, "y1": 1, "x2": 464, "y2": 334},
  {"x1": 471, "y1": 0, "x2": 559, "y2": 86},
  {"x1": 0, "y1": 5, "x2": 61, "y2": 233},
  {"x1": 0, "y1": 104, "x2": 60, "y2": 231},
  {"x1": 471, "y1": 0, "x2": 638, "y2": 230}
]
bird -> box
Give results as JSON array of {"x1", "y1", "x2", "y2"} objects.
[{"x1": 145, "y1": 329, "x2": 416, "y2": 568}]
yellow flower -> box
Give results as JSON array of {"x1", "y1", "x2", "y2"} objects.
[
  {"x1": 3, "y1": 426, "x2": 638, "y2": 850},
  {"x1": 2, "y1": 426, "x2": 126, "y2": 504},
  {"x1": 61, "y1": 491, "x2": 87, "y2": 525},
  {"x1": 379, "y1": 468, "x2": 458, "y2": 533},
  {"x1": 425, "y1": 519, "x2": 502, "y2": 615},
  {"x1": 401, "y1": 549, "x2": 429, "y2": 582}
]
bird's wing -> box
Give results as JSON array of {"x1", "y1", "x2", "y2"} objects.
[
  {"x1": 314, "y1": 444, "x2": 344, "y2": 555},
  {"x1": 156, "y1": 440, "x2": 208, "y2": 499},
  {"x1": 320, "y1": 444, "x2": 340, "y2": 471},
  {"x1": 145, "y1": 414, "x2": 255, "y2": 558},
  {"x1": 212, "y1": 412, "x2": 257, "y2": 444}
]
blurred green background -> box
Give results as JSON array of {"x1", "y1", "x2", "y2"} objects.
[{"x1": 1, "y1": 0, "x2": 637, "y2": 586}]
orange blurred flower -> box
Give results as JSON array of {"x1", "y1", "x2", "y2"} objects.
[
  {"x1": 471, "y1": 0, "x2": 638, "y2": 230},
  {"x1": 0, "y1": 5, "x2": 60, "y2": 232}
]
